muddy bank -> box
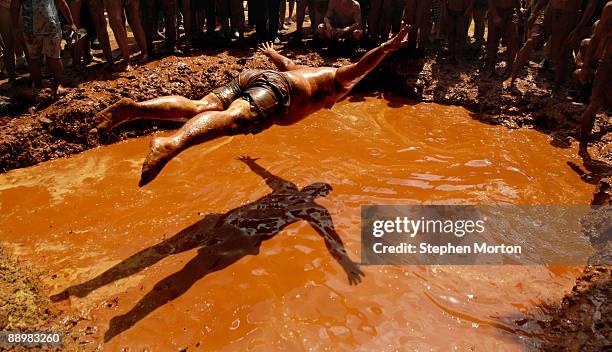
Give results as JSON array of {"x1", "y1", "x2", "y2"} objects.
[
  {"x1": 539, "y1": 265, "x2": 611, "y2": 351},
  {"x1": 0, "y1": 246, "x2": 82, "y2": 351}
]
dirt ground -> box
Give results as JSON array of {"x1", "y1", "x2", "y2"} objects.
[{"x1": 1, "y1": 39, "x2": 611, "y2": 350}]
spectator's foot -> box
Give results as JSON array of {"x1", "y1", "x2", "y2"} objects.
[
  {"x1": 55, "y1": 85, "x2": 70, "y2": 97},
  {"x1": 94, "y1": 97, "x2": 136, "y2": 131}
]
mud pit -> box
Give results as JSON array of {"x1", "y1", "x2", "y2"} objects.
[{"x1": 0, "y1": 96, "x2": 598, "y2": 350}]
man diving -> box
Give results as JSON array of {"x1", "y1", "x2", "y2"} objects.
[{"x1": 94, "y1": 26, "x2": 410, "y2": 187}]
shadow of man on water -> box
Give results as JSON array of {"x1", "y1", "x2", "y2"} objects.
[{"x1": 51, "y1": 156, "x2": 364, "y2": 341}]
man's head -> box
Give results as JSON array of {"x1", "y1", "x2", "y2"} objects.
[{"x1": 301, "y1": 183, "x2": 333, "y2": 199}]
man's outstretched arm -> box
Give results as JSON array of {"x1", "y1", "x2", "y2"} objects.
[
  {"x1": 304, "y1": 208, "x2": 364, "y2": 285},
  {"x1": 237, "y1": 156, "x2": 297, "y2": 192},
  {"x1": 260, "y1": 42, "x2": 306, "y2": 71},
  {"x1": 335, "y1": 25, "x2": 410, "y2": 87}
]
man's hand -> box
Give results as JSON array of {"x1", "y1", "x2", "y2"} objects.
[
  {"x1": 259, "y1": 42, "x2": 277, "y2": 57},
  {"x1": 382, "y1": 25, "x2": 411, "y2": 53},
  {"x1": 339, "y1": 257, "x2": 365, "y2": 285},
  {"x1": 70, "y1": 23, "x2": 78, "y2": 32},
  {"x1": 237, "y1": 156, "x2": 260, "y2": 164}
]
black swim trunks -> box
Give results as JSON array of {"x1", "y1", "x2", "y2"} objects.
[{"x1": 212, "y1": 69, "x2": 293, "y2": 134}]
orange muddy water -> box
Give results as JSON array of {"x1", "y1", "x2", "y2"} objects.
[{"x1": 0, "y1": 95, "x2": 594, "y2": 350}]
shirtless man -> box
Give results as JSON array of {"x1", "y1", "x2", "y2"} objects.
[
  {"x1": 574, "y1": 2, "x2": 611, "y2": 139},
  {"x1": 446, "y1": 0, "x2": 474, "y2": 63},
  {"x1": 317, "y1": 0, "x2": 363, "y2": 41},
  {"x1": 486, "y1": 0, "x2": 521, "y2": 75},
  {"x1": 94, "y1": 26, "x2": 410, "y2": 186},
  {"x1": 503, "y1": 0, "x2": 550, "y2": 89}
]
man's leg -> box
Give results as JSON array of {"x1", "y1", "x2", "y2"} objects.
[
  {"x1": 89, "y1": 0, "x2": 114, "y2": 63},
  {"x1": 313, "y1": 0, "x2": 327, "y2": 29},
  {"x1": 139, "y1": 99, "x2": 259, "y2": 186},
  {"x1": 288, "y1": 0, "x2": 295, "y2": 24},
  {"x1": 216, "y1": 0, "x2": 230, "y2": 37},
  {"x1": 416, "y1": 0, "x2": 431, "y2": 48},
  {"x1": 105, "y1": 0, "x2": 131, "y2": 64},
  {"x1": 125, "y1": 0, "x2": 149, "y2": 59},
  {"x1": 268, "y1": 0, "x2": 281, "y2": 40},
  {"x1": 473, "y1": 7, "x2": 485, "y2": 46},
  {"x1": 204, "y1": 0, "x2": 216, "y2": 35},
  {"x1": 280, "y1": 0, "x2": 287, "y2": 29},
  {"x1": 180, "y1": 0, "x2": 192, "y2": 45},
  {"x1": 580, "y1": 96, "x2": 603, "y2": 139},
  {"x1": 69, "y1": 0, "x2": 83, "y2": 67},
  {"x1": 0, "y1": 5, "x2": 16, "y2": 81},
  {"x1": 380, "y1": 0, "x2": 394, "y2": 41},
  {"x1": 553, "y1": 13, "x2": 579, "y2": 88},
  {"x1": 230, "y1": 0, "x2": 245, "y2": 38},
  {"x1": 255, "y1": 0, "x2": 268, "y2": 40},
  {"x1": 161, "y1": 0, "x2": 177, "y2": 50},
  {"x1": 403, "y1": 0, "x2": 417, "y2": 49},
  {"x1": 316, "y1": 22, "x2": 328, "y2": 38},
  {"x1": 391, "y1": 0, "x2": 406, "y2": 35},
  {"x1": 504, "y1": 35, "x2": 536, "y2": 88},
  {"x1": 504, "y1": 13, "x2": 519, "y2": 74},
  {"x1": 580, "y1": 61, "x2": 610, "y2": 139},
  {"x1": 447, "y1": 10, "x2": 457, "y2": 59},
  {"x1": 368, "y1": 0, "x2": 382, "y2": 41},
  {"x1": 95, "y1": 93, "x2": 224, "y2": 130},
  {"x1": 45, "y1": 35, "x2": 67, "y2": 93},
  {"x1": 296, "y1": 0, "x2": 307, "y2": 34},
  {"x1": 456, "y1": 9, "x2": 467, "y2": 61},
  {"x1": 485, "y1": 15, "x2": 499, "y2": 73}
]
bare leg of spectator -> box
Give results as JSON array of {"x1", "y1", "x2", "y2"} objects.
[
  {"x1": 89, "y1": 0, "x2": 114, "y2": 64},
  {"x1": 0, "y1": 3, "x2": 16, "y2": 82}
]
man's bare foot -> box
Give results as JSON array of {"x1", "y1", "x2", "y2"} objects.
[
  {"x1": 93, "y1": 97, "x2": 136, "y2": 131},
  {"x1": 139, "y1": 136, "x2": 177, "y2": 187}
]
